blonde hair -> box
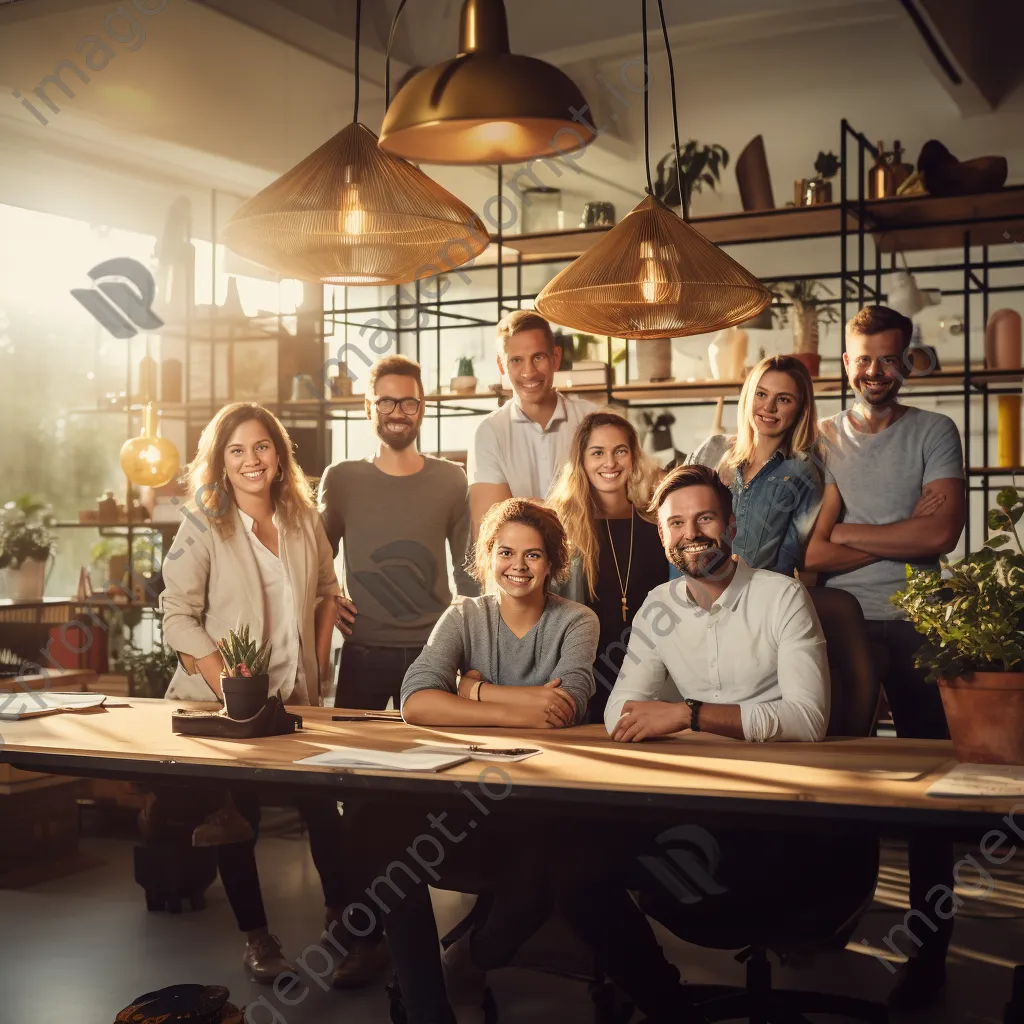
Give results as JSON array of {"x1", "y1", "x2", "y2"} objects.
[
  {"x1": 723, "y1": 356, "x2": 819, "y2": 472},
  {"x1": 495, "y1": 309, "x2": 554, "y2": 354},
  {"x1": 548, "y1": 411, "x2": 656, "y2": 600},
  {"x1": 473, "y1": 499, "x2": 570, "y2": 593},
  {"x1": 187, "y1": 402, "x2": 313, "y2": 536}
]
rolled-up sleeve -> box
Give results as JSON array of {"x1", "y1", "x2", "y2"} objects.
[
  {"x1": 740, "y1": 584, "x2": 829, "y2": 742},
  {"x1": 400, "y1": 604, "x2": 467, "y2": 716},
  {"x1": 603, "y1": 604, "x2": 671, "y2": 734},
  {"x1": 550, "y1": 607, "x2": 599, "y2": 724}
]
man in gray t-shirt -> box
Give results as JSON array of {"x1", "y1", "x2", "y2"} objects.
[{"x1": 805, "y1": 305, "x2": 965, "y2": 1012}]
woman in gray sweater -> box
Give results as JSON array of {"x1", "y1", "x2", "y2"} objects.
[{"x1": 382, "y1": 499, "x2": 599, "y2": 1024}]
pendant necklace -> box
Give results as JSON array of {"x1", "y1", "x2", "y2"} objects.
[{"x1": 605, "y1": 507, "x2": 635, "y2": 622}]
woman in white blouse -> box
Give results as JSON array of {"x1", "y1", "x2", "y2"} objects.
[{"x1": 160, "y1": 402, "x2": 369, "y2": 986}]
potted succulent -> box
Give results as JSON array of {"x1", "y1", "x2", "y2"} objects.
[
  {"x1": 796, "y1": 151, "x2": 840, "y2": 206},
  {"x1": 0, "y1": 495, "x2": 57, "y2": 602},
  {"x1": 772, "y1": 279, "x2": 843, "y2": 377},
  {"x1": 217, "y1": 624, "x2": 272, "y2": 720},
  {"x1": 892, "y1": 486, "x2": 1024, "y2": 764},
  {"x1": 653, "y1": 140, "x2": 729, "y2": 213},
  {"x1": 450, "y1": 356, "x2": 477, "y2": 395}
]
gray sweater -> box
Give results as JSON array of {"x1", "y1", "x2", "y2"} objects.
[{"x1": 400, "y1": 594, "x2": 600, "y2": 724}]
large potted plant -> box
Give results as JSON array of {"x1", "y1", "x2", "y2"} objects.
[
  {"x1": 0, "y1": 495, "x2": 57, "y2": 601},
  {"x1": 892, "y1": 487, "x2": 1024, "y2": 764},
  {"x1": 772, "y1": 279, "x2": 842, "y2": 378},
  {"x1": 653, "y1": 140, "x2": 729, "y2": 212},
  {"x1": 217, "y1": 624, "x2": 272, "y2": 720}
]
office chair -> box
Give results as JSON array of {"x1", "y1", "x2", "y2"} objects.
[{"x1": 634, "y1": 584, "x2": 888, "y2": 1023}]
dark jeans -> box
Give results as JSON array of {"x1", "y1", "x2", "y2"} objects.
[
  {"x1": 335, "y1": 642, "x2": 422, "y2": 710},
  {"x1": 365, "y1": 803, "x2": 553, "y2": 1024},
  {"x1": 865, "y1": 618, "x2": 954, "y2": 959}
]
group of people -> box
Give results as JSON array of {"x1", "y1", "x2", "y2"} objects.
[{"x1": 158, "y1": 304, "x2": 966, "y2": 1023}]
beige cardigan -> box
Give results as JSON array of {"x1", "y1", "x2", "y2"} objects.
[{"x1": 160, "y1": 503, "x2": 342, "y2": 705}]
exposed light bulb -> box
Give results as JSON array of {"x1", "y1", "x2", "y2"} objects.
[
  {"x1": 339, "y1": 182, "x2": 366, "y2": 237},
  {"x1": 637, "y1": 240, "x2": 681, "y2": 304},
  {"x1": 119, "y1": 402, "x2": 179, "y2": 488}
]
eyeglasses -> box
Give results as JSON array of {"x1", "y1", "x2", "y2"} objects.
[{"x1": 374, "y1": 397, "x2": 422, "y2": 416}]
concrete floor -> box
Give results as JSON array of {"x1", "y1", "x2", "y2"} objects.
[{"x1": 0, "y1": 831, "x2": 1021, "y2": 1024}]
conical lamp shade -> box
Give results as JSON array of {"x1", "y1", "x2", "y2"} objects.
[
  {"x1": 379, "y1": 0, "x2": 594, "y2": 165},
  {"x1": 535, "y1": 195, "x2": 772, "y2": 339},
  {"x1": 223, "y1": 122, "x2": 488, "y2": 285}
]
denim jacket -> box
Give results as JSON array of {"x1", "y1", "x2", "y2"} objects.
[{"x1": 687, "y1": 435, "x2": 822, "y2": 578}]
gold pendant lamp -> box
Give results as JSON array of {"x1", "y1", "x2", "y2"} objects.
[
  {"x1": 535, "y1": 0, "x2": 770, "y2": 339},
  {"x1": 223, "y1": 0, "x2": 487, "y2": 285},
  {"x1": 379, "y1": 0, "x2": 596, "y2": 166}
]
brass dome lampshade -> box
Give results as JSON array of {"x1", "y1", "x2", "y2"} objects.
[
  {"x1": 535, "y1": 0, "x2": 770, "y2": 339},
  {"x1": 223, "y1": 0, "x2": 488, "y2": 285},
  {"x1": 379, "y1": 0, "x2": 596, "y2": 165},
  {"x1": 120, "y1": 403, "x2": 180, "y2": 488}
]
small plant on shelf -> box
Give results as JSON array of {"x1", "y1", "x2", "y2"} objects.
[
  {"x1": 451, "y1": 356, "x2": 478, "y2": 395},
  {"x1": 119, "y1": 613, "x2": 178, "y2": 699},
  {"x1": 218, "y1": 624, "x2": 272, "y2": 678},
  {"x1": 654, "y1": 140, "x2": 729, "y2": 211}
]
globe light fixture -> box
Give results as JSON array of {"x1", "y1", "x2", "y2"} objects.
[{"x1": 120, "y1": 403, "x2": 179, "y2": 488}]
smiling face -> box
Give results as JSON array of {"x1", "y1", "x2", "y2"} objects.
[
  {"x1": 658, "y1": 484, "x2": 733, "y2": 579},
  {"x1": 490, "y1": 521, "x2": 550, "y2": 599},
  {"x1": 750, "y1": 369, "x2": 802, "y2": 440},
  {"x1": 497, "y1": 329, "x2": 561, "y2": 406},
  {"x1": 223, "y1": 418, "x2": 280, "y2": 499},
  {"x1": 367, "y1": 372, "x2": 424, "y2": 450},
  {"x1": 583, "y1": 423, "x2": 633, "y2": 499},
  {"x1": 844, "y1": 328, "x2": 906, "y2": 409}
]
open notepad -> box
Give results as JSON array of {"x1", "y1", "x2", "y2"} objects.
[
  {"x1": 295, "y1": 746, "x2": 472, "y2": 773},
  {"x1": 0, "y1": 692, "x2": 108, "y2": 721},
  {"x1": 926, "y1": 763, "x2": 1024, "y2": 798}
]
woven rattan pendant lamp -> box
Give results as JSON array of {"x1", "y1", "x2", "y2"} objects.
[
  {"x1": 379, "y1": 0, "x2": 595, "y2": 165},
  {"x1": 535, "y1": 0, "x2": 770, "y2": 339},
  {"x1": 223, "y1": 0, "x2": 487, "y2": 286}
]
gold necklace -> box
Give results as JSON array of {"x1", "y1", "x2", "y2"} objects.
[{"x1": 605, "y1": 507, "x2": 635, "y2": 622}]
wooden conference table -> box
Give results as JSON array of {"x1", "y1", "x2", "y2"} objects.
[{"x1": 0, "y1": 698, "x2": 1019, "y2": 835}]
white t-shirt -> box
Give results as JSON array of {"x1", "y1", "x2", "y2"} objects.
[
  {"x1": 237, "y1": 509, "x2": 307, "y2": 704},
  {"x1": 467, "y1": 393, "x2": 597, "y2": 499}
]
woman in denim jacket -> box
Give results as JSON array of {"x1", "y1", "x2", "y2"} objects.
[{"x1": 687, "y1": 355, "x2": 823, "y2": 578}]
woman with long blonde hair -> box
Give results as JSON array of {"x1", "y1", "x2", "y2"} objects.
[
  {"x1": 548, "y1": 411, "x2": 668, "y2": 722},
  {"x1": 688, "y1": 354, "x2": 823, "y2": 577},
  {"x1": 159, "y1": 402, "x2": 359, "y2": 986}
]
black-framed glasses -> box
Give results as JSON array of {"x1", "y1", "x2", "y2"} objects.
[{"x1": 374, "y1": 397, "x2": 422, "y2": 415}]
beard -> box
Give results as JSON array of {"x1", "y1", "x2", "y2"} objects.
[
  {"x1": 669, "y1": 537, "x2": 732, "y2": 580},
  {"x1": 853, "y1": 374, "x2": 901, "y2": 407},
  {"x1": 375, "y1": 418, "x2": 419, "y2": 450}
]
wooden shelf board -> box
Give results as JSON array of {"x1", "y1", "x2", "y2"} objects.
[{"x1": 967, "y1": 467, "x2": 1023, "y2": 476}]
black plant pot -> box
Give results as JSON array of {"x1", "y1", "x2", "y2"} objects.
[{"x1": 221, "y1": 674, "x2": 270, "y2": 721}]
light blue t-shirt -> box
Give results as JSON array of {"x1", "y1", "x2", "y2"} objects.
[{"x1": 821, "y1": 407, "x2": 964, "y2": 620}]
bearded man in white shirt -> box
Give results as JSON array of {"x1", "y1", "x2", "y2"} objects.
[
  {"x1": 606, "y1": 462, "x2": 830, "y2": 743},
  {"x1": 555, "y1": 466, "x2": 851, "y2": 1024}
]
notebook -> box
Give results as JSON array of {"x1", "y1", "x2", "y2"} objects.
[
  {"x1": 926, "y1": 763, "x2": 1024, "y2": 798},
  {"x1": 0, "y1": 692, "x2": 108, "y2": 721},
  {"x1": 295, "y1": 746, "x2": 471, "y2": 773}
]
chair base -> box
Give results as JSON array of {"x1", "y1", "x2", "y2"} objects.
[{"x1": 686, "y1": 947, "x2": 888, "y2": 1024}]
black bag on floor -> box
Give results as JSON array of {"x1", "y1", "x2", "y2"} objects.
[{"x1": 114, "y1": 985, "x2": 242, "y2": 1023}]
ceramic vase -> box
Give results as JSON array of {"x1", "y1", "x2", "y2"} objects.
[
  {"x1": 2, "y1": 558, "x2": 47, "y2": 601},
  {"x1": 635, "y1": 339, "x2": 672, "y2": 382},
  {"x1": 708, "y1": 327, "x2": 748, "y2": 381},
  {"x1": 985, "y1": 309, "x2": 1022, "y2": 369}
]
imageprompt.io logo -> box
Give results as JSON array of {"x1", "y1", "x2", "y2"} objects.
[
  {"x1": 639, "y1": 824, "x2": 728, "y2": 905},
  {"x1": 71, "y1": 257, "x2": 164, "y2": 339}
]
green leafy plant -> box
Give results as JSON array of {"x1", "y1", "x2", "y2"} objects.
[
  {"x1": 119, "y1": 614, "x2": 178, "y2": 699},
  {"x1": 654, "y1": 140, "x2": 729, "y2": 209},
  {"x1": 813, "y1": 151, "x2": 841, "y2": 181},
  {"x1": 218, "y1": 623, "x2": 272, "y2": 678},
  {"x1": 0, "y1": 495, "x2": 57, "y2": 570},
  {"x1": 455, "y1": 356, "x2": 475, "y2": 377},
  {"x1": 770, "y1": 279, "x2": 843, "y2": 328},
  {"x1": 891, "y1": 487, "x2": 1024, "y2": 682}
]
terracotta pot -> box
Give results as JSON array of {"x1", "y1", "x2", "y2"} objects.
[
  {"x1": 789, "y1": 351, "x2": 820, "y2": 377},
  {"x1": 222, "y1": 674, "x2": 270, "y2": 721},
  {"x1": 450, "y1": 375, "x2": 478, "y2": 395},
  {"x1": 938, "y1": 672, "x2": 1024, "y2": 765},
  {"x1": 985, "y1": 309, "x2": 1022, "y2": 369}
]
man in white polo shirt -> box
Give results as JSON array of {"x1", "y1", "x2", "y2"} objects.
[{"x1": 468, "y1": 310, "x2": 597, "y2": 532}]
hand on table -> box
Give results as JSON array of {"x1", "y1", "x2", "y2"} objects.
[
  {"x1": 612, "y1": 700, "x2": 690, "y2": 743},
  {"x1": 334, "y1": 596, "x2": 357, "y2": 635}
]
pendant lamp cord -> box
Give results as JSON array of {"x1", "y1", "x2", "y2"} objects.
[
  {"x1": 352, "y1": 0, "x2": 362, "y2": 123},
  {"x1": 640, "y1": 0, "x2": 653, "y2": 197},
  {"x1": 385, "y1": 0, "x2": 411, "y2": 108},
  {"x1": 656, "y1": 0, "x2": 687, "y2": 220}
]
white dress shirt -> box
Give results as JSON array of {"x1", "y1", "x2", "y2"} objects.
[
  {"x1": 604, "y1": 560, "x2": 829, "y2": 742},
  {"x1": 237, "y1": 509, "x2": 307, "y2": 705},
  {"x1": 468, "y1": 393, "x2": 598, "y2": 499}
]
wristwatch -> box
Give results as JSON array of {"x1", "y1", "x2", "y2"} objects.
[{"x1": 684, "y1": 698, "x2": 704, "y2": 732}]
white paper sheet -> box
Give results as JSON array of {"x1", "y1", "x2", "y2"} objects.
[
  {"x1": 295, "y1": 746, "x2": 471, "y2": 773},
  {"x1": 926, "y1": 763, "x2": 1024, "y2": 798},
  {"x1": 0, "y1": 692, "x2": 107, "y2": 721}
]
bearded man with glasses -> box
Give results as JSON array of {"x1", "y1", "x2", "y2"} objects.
[{"x1": 315, "y1": 355, "x2": 478, "y2": 986}]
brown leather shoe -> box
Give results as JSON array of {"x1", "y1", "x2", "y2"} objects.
[
  {"x1": 325, "y1": 934, "x2": 391, "y2": 990},
  {"x1": 243, "y1": 933, "x2": 296, "y2": 984},
  {"x1": 192, "y1": 800, "x2": 254, "y2": 847}
]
